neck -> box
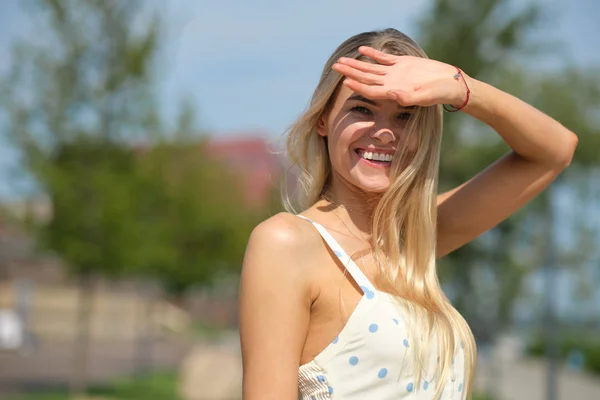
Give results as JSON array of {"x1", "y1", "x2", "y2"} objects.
[{"x1": 319, "y1": 180, "x2": 381, "y2": 237}]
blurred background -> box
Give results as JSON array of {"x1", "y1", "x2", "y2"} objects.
[{"x1": 0, "y1": 0, "x2": 598, "y2": 399}]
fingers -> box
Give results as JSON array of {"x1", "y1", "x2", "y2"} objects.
[
  {"x1": 358, "y1": 46, "x2": 397, "y2": 66},
  {"x1": 389, "y1": 88, "x2": 437, "y2": 107},
  {"x1": 332, "y1": 63, "x2": 383, "y2": 86},
  {"x1": 386, "y1": 89, "x2": 415, "y2": 106},
  {"x1": 336, "y1": 57, "x2": 387, "y2": 75},
  {"x1": 342, "y1": 79, "x2": 388, "y2": 99},
  {"x1": 344, "y1": 80, "x2": 425, "y2": 107}
]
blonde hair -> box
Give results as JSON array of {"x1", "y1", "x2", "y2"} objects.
[{"x1": 284, "y1": 29, "x2": 476, "y2": 399}]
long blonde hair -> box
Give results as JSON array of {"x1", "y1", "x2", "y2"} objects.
[{"x1": 284, "y1": 28, "x2": 476, "y2": 399}]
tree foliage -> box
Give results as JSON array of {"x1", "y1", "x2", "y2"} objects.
[
  {"x1": 417, "y1": 0, "x2": 600, "y2": 338},
  {"x1": 1, "y1": 0, "x2": 264, "y2": 392},
  {"x1": 132, "y1": 141, "x2": 261, "y2": 295}
]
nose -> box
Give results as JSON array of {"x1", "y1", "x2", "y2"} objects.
[{"x1": 370, "y1": 126, "x2": 396, "y2": 145}]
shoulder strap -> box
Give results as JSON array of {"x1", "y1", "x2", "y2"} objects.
[{"x1": 297, "y1": 215, "x2": 376, "y2": 296}]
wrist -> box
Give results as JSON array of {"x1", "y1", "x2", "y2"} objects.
[
  {"x1": 458, "y1": 74, "x2": 478, "y2": 112},
  {"x1": 460, "y1": 79, "x2": 501, "y2": 123},
  {"x1": 444, "y1": 67, "x2": 472, "y2": 112}
]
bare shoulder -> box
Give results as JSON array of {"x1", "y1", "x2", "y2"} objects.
[
  {"x1": 242, "y1": 212, "x2": 322, "y2": 288},
  {"x1": 247, "y1": 212, "x2": 320, "y2": 254},
  {"x1": 239, "y1": 212, "x2": 322, "y2": 398}
]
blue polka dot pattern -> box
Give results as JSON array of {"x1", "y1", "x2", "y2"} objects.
[
  {"x1": 360, "y1": 285, "x2": 375, "y2": 299},
  {"x1": 295, "y1": 216, "x2": 469, "y2": 399}
]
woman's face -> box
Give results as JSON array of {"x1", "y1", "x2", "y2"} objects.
[{"x1": 317, "y1": 84, "x2": 415, "y2": 193}]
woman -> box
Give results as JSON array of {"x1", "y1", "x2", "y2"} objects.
[{"x1": 238, "y1": 28, "x2": 577, "y2": 400}]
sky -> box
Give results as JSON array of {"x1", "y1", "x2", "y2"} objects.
[
  {"x1": 0, "y1": 0, "x2": 598, "y2": 199},
  {"x1": 158, "y1": 0, "x2": 600, "y2": 137},
  {"x1": 0, "y1": 0, "x2": 598, "y2": 319}
]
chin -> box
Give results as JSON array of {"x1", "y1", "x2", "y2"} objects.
[{"x1": 353, "y1": 177, "x2": 391, "y2": 194}]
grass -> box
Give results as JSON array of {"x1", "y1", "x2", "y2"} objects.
[
  {"x1": 188, "y1": 321, "x2": 230, "y2": 341},
  {"x1": 5, "y1": 371, "x2": 182, "y2": 400},
  {"x1": 5, "y1": 367, "x2": 493, "y2": 400},
  {"x1": 5, "y1": 395, "x2": 69, "y2": 400},
  {"x1": 473, "y1": 392, "x2": 496, "y2": 400}
]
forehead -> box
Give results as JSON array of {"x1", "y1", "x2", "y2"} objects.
[{"x1": 332, "y1": 85, "x2": 355, "y2": 106}]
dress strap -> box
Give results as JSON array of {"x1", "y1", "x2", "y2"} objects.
[{"x1": 297, "y1": 215, "x2": 376, "y2": 297}]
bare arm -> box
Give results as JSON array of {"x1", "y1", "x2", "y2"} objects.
[
  {"x1": 329, "y1": 47, "x2": 578, "y2": 258},
  {"x1": 239, "y1": 214, "x2": 314, "y2": 400},
  {"x1": 436, "y1": 78, "x2": 578, "y2": 258}
]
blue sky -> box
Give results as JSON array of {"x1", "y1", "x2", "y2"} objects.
[
  {"x1": 0, "y1": 0, "x2": 599, "y2": 198},
  {"x1": 157, "y1": 0, "x2": 600, "y2": 137},
  {"x1": 0, "y1": 0, "x2": 598, "y2": 318}
]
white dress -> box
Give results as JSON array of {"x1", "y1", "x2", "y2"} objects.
[{"x1": 296, "y1": 216, "x2": 466, "y2": 400}]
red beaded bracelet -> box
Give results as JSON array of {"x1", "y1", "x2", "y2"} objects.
[{"x1": 443, "y1": 67, "x2": 470, "y2": 112}]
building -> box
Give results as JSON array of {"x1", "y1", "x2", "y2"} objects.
[{"x1": 205, "y1": 135, "x2": 285, "y2": 209}]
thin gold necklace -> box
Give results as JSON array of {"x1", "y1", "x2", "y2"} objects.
[
  {"x1": 320, "y1": 193, "x2": 370, "y2": 217},
  {"x1": 322, "y1": 195, "x2": 372, "y2": 247},
  {"x1": 327, "y1": 201, "x2": 376, "y2": 283}
]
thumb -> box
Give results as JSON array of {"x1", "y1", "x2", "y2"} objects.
[
  {"x1": 386, "y1": 89, "x2": 412, "y2": 105},
  {"x1": 386, "y1": 90, "x2": 398, "y2": 100}
]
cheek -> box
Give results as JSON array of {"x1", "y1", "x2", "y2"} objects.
[
  {"x1": 328, "y1": 127, "x2": 360, "y2": 166},
  {"x1": 329, "y1": 121, "x2": 363, "y2": 148}
]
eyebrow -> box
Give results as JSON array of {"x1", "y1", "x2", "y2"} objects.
[
  {"x1": 347, "y1": 94, "x2": 416, "y2": 110},
  {"x1": 348, "y1": 94, "x2": 377, "y2": 106}
]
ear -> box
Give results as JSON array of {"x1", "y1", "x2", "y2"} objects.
[{"x1": 316, "y1": 113, "x2": 328, "y2": 137}]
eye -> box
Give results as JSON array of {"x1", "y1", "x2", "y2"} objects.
[
  {"x1": 397, "y1": 112, "x2": 412, "y2": 121},
  {"x1": 350, "y1": 106, "x2": 372, "y2": 115}
]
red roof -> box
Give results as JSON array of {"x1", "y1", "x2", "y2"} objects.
[{"x1": 206, "y1": 136, "x2": 284, "y2": 208}]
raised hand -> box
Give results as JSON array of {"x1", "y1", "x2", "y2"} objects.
[{"x1": 331, "y1": 46, "x2": 470, "y2": 108}]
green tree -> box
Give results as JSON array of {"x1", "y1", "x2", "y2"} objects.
[
  {"x1": 133, "y1": 140, "x2": 261, "y2": 297},
  {"x1": 1, "y1": 1, "x2": 269, "y2": 386},
  {"x1": 416, "y1": 0, "x2": 547, "y2": 339},
  {"x1": 416, "y1": 0, "x2": 600, "y2": 397},
  {"x1": 0, "y1": 0, "x2": 163, "y2": 394},
  {"x1": 129, "y1": 134, "x2": 261, "y2": 372},
  {"x1": 420, "y1": 0, "x2": 600, "y2": 398},
  {"x1": 417, "y1": 0, "x2": 600, "y2": 341}
]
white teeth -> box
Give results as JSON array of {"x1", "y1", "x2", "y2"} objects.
[{"x1": 360, "y1": 151, "x2": 393, "y2": 162}]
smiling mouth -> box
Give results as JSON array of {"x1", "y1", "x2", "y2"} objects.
[{"x1": 355, "y1": 149, "x2": 394, "y2": 166}]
